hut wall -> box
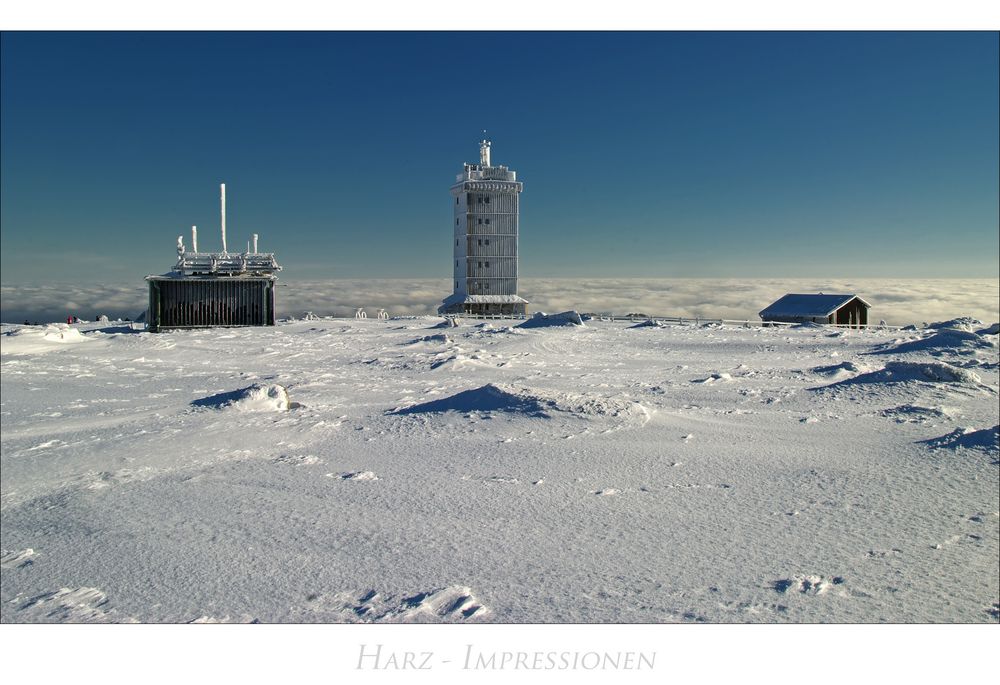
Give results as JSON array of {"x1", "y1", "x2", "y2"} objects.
[
  {"x1": 833, "y1": 299, "x2": 869, "y2": 327},
  {"x1": 148, "y1": 279, "x2": 274, "y2": 332}
]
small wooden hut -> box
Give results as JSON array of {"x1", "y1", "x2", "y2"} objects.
[{"x1": 759, "y1": 293, "x2": 871, "y2": 327}]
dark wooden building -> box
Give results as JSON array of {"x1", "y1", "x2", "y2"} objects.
[
  {"x1": 147, "y1": 275, "x2": 276, "y2": 331},
  {"x1": 759, "y1": 293, "x2": 871, "y2": 327}
]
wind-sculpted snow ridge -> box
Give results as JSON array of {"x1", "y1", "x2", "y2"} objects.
[
  {"x1": 870, "y1": 328, "x2": 997, "y2": 356},
  {"x1": 978, "y1": 323, "x2": 1000, "y2": 336},
  {"x1": 315, "y1": 586, "x2": 489, "y2": 623},
  {"x1": 921, "y1": 425, "x2": 999, "y2": 455},
  {"x1": 191, "y1": 383, "x2": 294, "y2": 412},
  {"x1": 0, "y1": 548, "x2": 37, "y2": 569},
  {"x1": 14, "y1": 587, "x2": 135, "y2": 623},
  {"x1": 517, "y1": 310, "x2": 585, "y2": 328},
  {"x1": 390, "y1": 382, "x2": 648, "y2": 423},
  {"x1": 819, "y1": 361, "x2": 983, "y2": 389}
]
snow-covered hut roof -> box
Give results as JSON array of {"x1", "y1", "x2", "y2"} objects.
[{"x1": 759, "y1": 293, "x2": 870, "y2": 318}]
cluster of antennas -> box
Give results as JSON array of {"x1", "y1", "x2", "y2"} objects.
[{"x1": 173, "y1": 183, "x2": 282, "y2": 276}]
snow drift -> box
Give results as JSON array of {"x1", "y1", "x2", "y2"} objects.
[
  {"x1": 921, "y1": 425, "x2": 999, "y2": 454},
  {"x1": 517, "y1": 311, "x2": 585, "y2": 328},
  {"x1": 825, "y1": 361, "x2": 983, "y2": 387},
  {"x1": 390, "y1": 382, "x2": 646, "y2": 422}
]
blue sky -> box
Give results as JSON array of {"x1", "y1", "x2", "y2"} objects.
[{"x1": 1, "y1": 31, "x2": 998, "y2": 284}]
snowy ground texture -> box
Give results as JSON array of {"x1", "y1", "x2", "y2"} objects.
[{"x1": 1, "y1": 316, "x2": 998, "y2": 623}]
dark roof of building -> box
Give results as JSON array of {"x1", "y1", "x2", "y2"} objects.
[{"x1": 759, "y1": 293, "x2": 871, "y2": 318}]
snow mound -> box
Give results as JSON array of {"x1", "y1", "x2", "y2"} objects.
[
  {"x1": 978, "y1": 323, "x2": 1000, "y2": 336},
  {"x1": 926, "y1": 317, "x2": 983, "y2": 332},
  {"x1": 871, "y1": 328, "x2": 996, "y2": 355},
  {"x1": 329, "y1": 586, "x2": 490, "y2": 623},
  {"x1": 1, "y1": 324, "x2": 93, "y2": 355},
  {"x1": 811, "y1": 361, "x2": 869, "y2": 379},
  {"x1": 391, "y1": 383, "x2": 646, "y2": 421},
  {"x1": 880, "y1": 404, "x2": 951, "y2": 424},
  {"x1": 406, "y1": 333, "x2": 452, "y2": 345},
  {"x1": 693, "y1": 372, "x2": 732, "y2": 384},
  {"x1": 431, "y1": 317, "x2": 460, "y2": 329},
  {"x1": 921, "y1": 426, "x2": 999, "y2": 454},
  {"x1": 629, "y1": 319, "x2": 664, "y2": 329},
  {"x1": 517, "y1": 310, "x2": 585, "y2": 328},
  {"x1": 827, "y1": 361, "x2": 982, "y2": 387},
  {"x1": 192, "y1": 383, "x2": 292, "y2": 412}
]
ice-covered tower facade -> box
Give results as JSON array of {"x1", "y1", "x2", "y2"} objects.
[{"x1": 439, "y1": 138, "x2": 528, "y2": 316}]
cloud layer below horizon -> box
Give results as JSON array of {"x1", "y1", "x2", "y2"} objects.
[{"x1": 2, "y1": 278, "x2": 997, "y2": 327}]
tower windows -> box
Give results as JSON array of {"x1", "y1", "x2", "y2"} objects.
[
  {"x1": 485, "y1": 218, "x2": 491, "y2": 225},
  {"x1": 478, "y1": 218, "x2": 482, "y2": 225}
]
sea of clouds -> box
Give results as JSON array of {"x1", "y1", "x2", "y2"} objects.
[{"x1": 2, "y1": 278, "x2": 997, "y2": 327}]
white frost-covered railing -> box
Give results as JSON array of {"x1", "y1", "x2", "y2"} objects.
[{"x1": 446, "y1": 313, "x2": 903, "y2": 329}]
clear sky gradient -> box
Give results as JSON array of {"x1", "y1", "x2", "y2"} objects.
[{"x1": 1, "y1": 31, "x2": 998, "y2": 284}]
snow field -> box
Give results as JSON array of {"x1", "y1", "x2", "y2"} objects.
[{"x1": 1, "y1": 316, "x2": 997, "y2": 622}]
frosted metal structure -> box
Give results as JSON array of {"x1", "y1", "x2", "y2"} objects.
[
  {"x1": 146, "y1": 184, "x2": 282, "y2": 332},
  {"x1": 440, "y1": 138, "x2": 528, "y2": 316}
]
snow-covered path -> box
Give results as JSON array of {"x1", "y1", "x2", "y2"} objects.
[{"x1": 1, "y1": 317, "x2": 997, "y2": 622}]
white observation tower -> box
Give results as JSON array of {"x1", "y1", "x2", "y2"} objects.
[{"x1": 439, "y1": 137, "x2": 528, "y2": 316}]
